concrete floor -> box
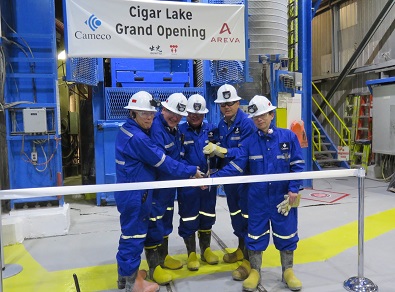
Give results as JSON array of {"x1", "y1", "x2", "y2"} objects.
[{"x1": 2, "y1": 176, "x2": 395, "y2": 292}]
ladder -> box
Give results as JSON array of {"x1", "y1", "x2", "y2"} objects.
[
  {"x1": 355, "y1": 94, "x2": 372, "y2": 141},
  {"x1": 288, "y1": 0, "x2": 298, "y2": 71},
  {"x1": 350, "y1": 94, "x2": 373, "y2": 172},
  {"x1": 351, "y1": 140, "x2": 371, "y2": 172},
  {"x1": 343, "y1": 95, "x2": 358, "y2": 149}
]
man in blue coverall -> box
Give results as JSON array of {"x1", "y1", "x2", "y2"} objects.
[
  {"x1": 114, "y1": 91, "x2": 203, "y2": 292},
  {"x1": 178, "y1": 94, "x2": 219, "y2": 271},
  {"x1": 144, "y1": 92, "x2": 191, "y2": 285},
  {"x1": 203, "y1": 84, "x2": 255, "y2": 274},
  {"x1": 209, "y1": 95, "x2": 305, "y2": 291}
]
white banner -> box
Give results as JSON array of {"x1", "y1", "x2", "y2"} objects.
[{"x1": 65, "y1": 0, "x2": 246, "y2": 60}]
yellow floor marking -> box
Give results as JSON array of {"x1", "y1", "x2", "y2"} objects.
[{"x1": 4, "y1": 208, "x2": 395, "y2": 291}]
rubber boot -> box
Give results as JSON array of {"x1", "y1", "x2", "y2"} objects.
[
  {"x1": 124, "y1": 271, "x2": 137, "y2": 292},
  {"x1": 117, "y1": 263, "x2": 133, "y2": 289},
  {"x1": 242, "y1": 250, "x2": 262, "y2": 291},
  {"x1": 118, "y1": 274, "x2": 126, "y2": 289},
  {"x1": 159, "y1": 236, "x2": 183, "y2": 270},
  {"x1": 233, "y1": 245, "x2": 250, "y2": 280},
  {"x1": 223, "y1": 236, "x2": 244, "y2": 263},
  {"x1": 280, "y1": 250, "x2": 302, "y2": 291},
  {"x1": 198, "y1": 230, "x2": 219, "y2": 265},
  {"x1": 125, "y1": 270, "x2": 159, "y2": 292},
  {"x1": 184, "y1": 233, "x2": 200, "y2": 271},
  {"x1": 145, "y1": 247, "x2": 172, "y2": 285},
  {"x1": 232, "y1": 259, "x2": 251, "y2": 281}
]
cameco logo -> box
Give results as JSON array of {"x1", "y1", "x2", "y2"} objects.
[
  {"x1": 85, "y1": 14, "x2": 102, "y2": 31},
  {"x1": 75, "y1": 13, "x2": 111, "y2": 40}
]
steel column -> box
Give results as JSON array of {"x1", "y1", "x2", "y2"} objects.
[
  {"x1": 299, "y1": 0, "x2": 313, "y2": 186},
  {"x1": 343, "y1": 168, "x2": 378, "y2": 292}
]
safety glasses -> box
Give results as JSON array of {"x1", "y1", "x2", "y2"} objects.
[
  {"x1": 136, "y1": 111, "x2": 155, "y2": 118},
  {"x1": 252, "y1": 112, "x2": 271, "y2": 120},
  {"x1": 220, "y1": 101, "x2": 237, "y2": 107},
  {"x1": 164, "y1": 108, "x2": 182, "y2": 118}
]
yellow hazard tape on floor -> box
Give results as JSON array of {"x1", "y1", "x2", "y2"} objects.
[{"x1": 4, "y1": 208, "x2": 395, "y2": 292}]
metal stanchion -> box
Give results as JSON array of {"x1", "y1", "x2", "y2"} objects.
[
  {"x1": 344, "y1": 168, "x2": 378, "y2": 292},
  {"x1": 0, "y1": 204, "x2": 23, "y2": 292}
]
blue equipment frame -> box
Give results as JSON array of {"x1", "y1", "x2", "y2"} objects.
[{"x1": 2, "y1": 0, "x2": 64, "y2": 209}]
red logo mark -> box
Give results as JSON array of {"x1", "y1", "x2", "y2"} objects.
[
  {"x1": 170, "y1": 45, "x2": 178, "y2": 53},
  {"x1": 219, "y1": 23, "x2": 231, "y2": 34}
]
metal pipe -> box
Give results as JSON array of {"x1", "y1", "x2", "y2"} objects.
[
  {"x1": 299, "y1": 0, "x2": 313, "y2": 185},
  {"x1": 315, "y1": 0, "x2": 395, "y2": 117},
  {"x1": 343, "y1": 168, "x2": 378, "y2": 292},
  {"x1": 0, "y1": 211, "x2": 3, "y2": 292},
  {"x1": 357, "y1": 169, "x2": 365, "y2": 278}
]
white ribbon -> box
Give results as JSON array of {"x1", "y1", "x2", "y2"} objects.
[{"x1": 0, "y1": 169, "x2": 359, "y2": 200}]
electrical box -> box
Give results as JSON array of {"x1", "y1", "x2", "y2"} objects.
[
  {"x1": 294, "y1": 72, "x2": 302, "y2": 88},
  {"x1": 371, "y1": 84, "x2": 395, "y2": 155},
  {"x1": 23, "y1": 108, "x2": 47, "y2": 133}
]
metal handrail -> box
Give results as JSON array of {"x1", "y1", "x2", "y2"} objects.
[
  {"x1": 312, "y1": 82, "x2": 350, "y2": 147},
  {"x1": 312, "y1": 120, "x2": 321, "y2": 154}
]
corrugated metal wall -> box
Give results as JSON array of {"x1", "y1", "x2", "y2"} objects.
[
  {"x1": 313, "y1": 0, "x2": 395, "y2": 78},
  {"x1": 311, "y1": 0, "x2": 395, "y2": 144},
  {"x1": 312, "y1": 10, "x2": 332, "y2": 76}
]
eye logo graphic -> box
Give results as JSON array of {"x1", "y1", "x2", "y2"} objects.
[{"x1": 85, "y1": 14, "x2": 102, "y2": 31}]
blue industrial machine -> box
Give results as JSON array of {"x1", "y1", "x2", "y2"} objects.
[
  {"x1": 64, "y1": 0, "x2": 251, "y2": 205},
  {"x1": 1, "y1": 0, "x2": 64, "y2": 209},
  {"x1": 259, "y1": 54, "x2": 302, "y2": 105},
  {"x1": 0, "y1": 0, "x2": 314, "y2": 206},
  {"x1": 249, "y1": 2, "x2": 316, "y2": 185},
  {"x1": 258, "y1": 54, "x2": 314, "y2": 185}
]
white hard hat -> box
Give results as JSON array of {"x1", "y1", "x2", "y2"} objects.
[
  {"x1": 247, "y1": 95, "x2": 277, "y2": 118},
  {"x1": 124, "y1": 91, "x2": 158, "y2": 112},
  {"x1": 215, "y1": 84, "x2": 242, "y2": 103},
  {"x1": 161, "y1": 93, "x2": 188, "y2": 117},
  {"x1": 186, "y1": 94, "x2": 209, "y2": 114}
]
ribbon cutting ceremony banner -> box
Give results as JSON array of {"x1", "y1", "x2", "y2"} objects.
[{"x1": 65, "y1": 0, "x2": 246, "y2": 60}]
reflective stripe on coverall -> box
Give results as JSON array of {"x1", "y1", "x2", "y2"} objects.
[
  {"x1": 145, "y1": 112, "x2": 185, "y2": 246},
  {"x1": 217, "y1": 108, "x2": 255, "y2": 238},
  {"x1": 115, "y1": 118, "x2": 196, "y2": 276},
  {"x1": 177, "y1": 122, "x2": 218, "y2": 238},
  {"x1": 213, "y1": 125, "x2": 305, "y2": 251}
]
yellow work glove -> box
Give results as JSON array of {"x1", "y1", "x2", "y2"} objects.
[
  {"x1": 276, "y1": 194, "x2": 301, "y2": 216},
  {"x1": 203, "y1": 142, "x2": 227, "y2": 158}
]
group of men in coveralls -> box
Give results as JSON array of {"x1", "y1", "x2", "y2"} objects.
[{"x1": 114, "y1": 84, "x2": 305, "y2": 292}]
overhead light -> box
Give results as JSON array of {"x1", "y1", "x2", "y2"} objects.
[{"x1": 58, "y1": 50, "x2": 66, "y2": 60}]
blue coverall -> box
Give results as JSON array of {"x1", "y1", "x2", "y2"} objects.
[
  {"x1": 177, "y1": 122, "x2": 218, "y2": 238},
  {"x1": 145, "y1": 112, "x2": 185, "y2": 246},
  {"x1": 213, "y1": 125, "x2": 305, "y2": 251},
  {"x1": 114, "y1": 118, "x2": 196, "y2": 277},
  {"x1": 217, "y1": 108, "x2": 256, "y2": 238}
]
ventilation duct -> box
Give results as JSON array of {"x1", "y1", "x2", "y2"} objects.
[{"x1": 238, "y1": 0, "x2": 288, "y2": 100}]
